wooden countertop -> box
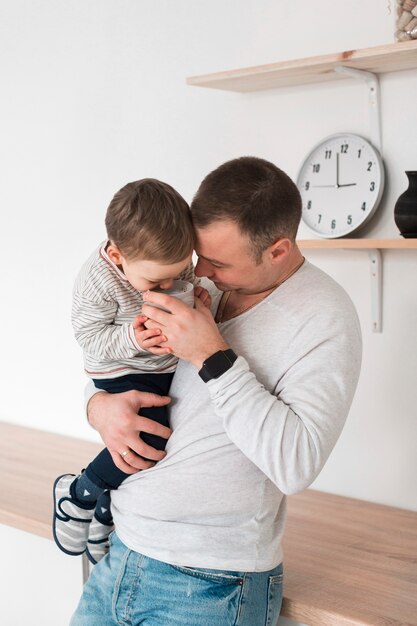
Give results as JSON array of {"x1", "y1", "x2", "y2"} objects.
[
  {"x1": 1, "y1": 421, "x2": 416, "y2": 625},
  {"x1": 0, "y1": 421, "x2": 101, "y2": 538},
  {"x1": 281, "y1": 489, "x2": 417, "y2": 625}
]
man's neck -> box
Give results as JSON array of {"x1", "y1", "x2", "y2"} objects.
[
  {"x1": 273, "y1": 244, "x2": 304, "y2": 288},
  {"x1": 217, "y1": 246, "x2": 305, "y2": 323},
  {"x1": 238, "y1": 245, "x2": 305, "y2": 297}
]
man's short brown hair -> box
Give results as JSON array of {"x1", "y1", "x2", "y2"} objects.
[
  {"x1": 190, "y1": 156, "x2": 302, "y2": 262},
  {"x1": 105, "y1": 178, "x2": 194, "y2": 262}
]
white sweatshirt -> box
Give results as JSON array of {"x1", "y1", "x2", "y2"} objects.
[{"x1": 87, "y1": 260, "x2": 362, "y2": 571}]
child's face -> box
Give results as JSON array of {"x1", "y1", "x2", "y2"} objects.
[
  {"x1": 107, "y1": 244, "x2": 191, "y2": 292},
  {"x1": 122, "y1": 256, "x2": 192, "y2": 292}
]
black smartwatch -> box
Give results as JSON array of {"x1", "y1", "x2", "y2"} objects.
[{"x1": 198, "y1": 349, "x2": 238, "y2": 383}]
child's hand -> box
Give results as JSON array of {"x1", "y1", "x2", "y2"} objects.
[
  {"x1": 194, "y1": 286, "x2": 211, "y2": 309},
  {"x1": 132, "y1": 315, "x2": 171, "y2": 355}
]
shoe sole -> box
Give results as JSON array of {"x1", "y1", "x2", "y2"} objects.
[{"x1": 52, "y1": 474, "x2": 90, "y2": 557}]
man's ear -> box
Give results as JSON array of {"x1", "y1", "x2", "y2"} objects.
[
  {"x1": 268, "y1": 238, "x2": 292, "y2": 264},
  {"x1": 107, "y1": 243, "x2": 124, "y2": 266}
]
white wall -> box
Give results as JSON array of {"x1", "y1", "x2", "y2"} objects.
[{"x1": 1, "y1": 1, "x2": 416, "y2": 624}]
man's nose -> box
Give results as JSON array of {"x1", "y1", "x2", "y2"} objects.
[{"x1": 195, "y1": 257, "x2": 212, "y2": 278}]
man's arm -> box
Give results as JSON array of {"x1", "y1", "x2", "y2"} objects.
[
  {"x1": 140, "y1": 290, "x2": 362, "y2": 495},
  {"x1": 86, "y1": 383, "x2": 172, "y2": 473},
  {"x1": 205, "y1": 350, "x2": 360, "y2": 494}
]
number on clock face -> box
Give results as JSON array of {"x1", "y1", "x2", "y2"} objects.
[{"x1": 297, "y1": 134, "x2": 384, "y2": 238}]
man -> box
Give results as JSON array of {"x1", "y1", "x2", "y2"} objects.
[{"x1": 71, "y1": 156, "x2": 362, "y2": 626}]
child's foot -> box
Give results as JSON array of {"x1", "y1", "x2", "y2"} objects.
[
  {"x1": 53, "y1": 474, "x2": 96, "y2": 556},
  {"x1": 85, "y1": 522, "x2": 114, "y2": 564},
  {"x1": 85, "y1": 491, "x2": 114, "y2": 564}
]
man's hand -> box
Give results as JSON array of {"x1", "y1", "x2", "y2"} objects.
[
  {"x1": 132, "y1": 315, "x2": 171, "y2": 355},
  {"x1": 142, "y1": 292, "x2": 229, "y2": 369},
  {"x1": 87, "y1": 390, "x2": 172, "y2": 473}
]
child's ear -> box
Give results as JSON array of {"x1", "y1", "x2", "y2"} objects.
[{"x1": 107, "y1": 243, "x2": 124, "y2": 265}]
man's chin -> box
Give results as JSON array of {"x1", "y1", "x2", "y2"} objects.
[
  {"x1": 212, "y1": 281, "x2": 230, "y2": 292},
  {"x1": 212, "y1": 281, "x2": 252, "y2": 295}
]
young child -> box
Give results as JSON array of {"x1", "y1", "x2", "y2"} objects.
[{"x1": 53, "y1": 178, "x2": 207, "y2": 564}]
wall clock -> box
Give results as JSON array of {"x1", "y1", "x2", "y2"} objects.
[{"x1": 297, "y1": 133, "x2": 385, "y2": 238}]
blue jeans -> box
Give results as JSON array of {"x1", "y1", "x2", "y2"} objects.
[{"x1": 71, "y1": 532, "x2": 283, "y2": 626}]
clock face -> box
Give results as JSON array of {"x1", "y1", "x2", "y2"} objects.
[{"x1": 297, "y1": 133, "x2": 385, "y2": 238}]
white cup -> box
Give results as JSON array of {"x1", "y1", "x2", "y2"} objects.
[{"x1": 150, "y1": 280, "x2": 194, "y2": 312}]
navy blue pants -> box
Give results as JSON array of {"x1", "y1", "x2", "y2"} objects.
[{"x1": 84, "y1": 373, "x2": 174, "y2": 490}]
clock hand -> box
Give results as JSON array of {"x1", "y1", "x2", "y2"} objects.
[
  {"x1": 336, "y1": 153, "x2": 340, "y2": 188},
  {"x1": 311, "y1": 185, "x2": 337, "y2": 188},
  {"x1": 336, "y1": 152, "x2": 357, "y2": 187}
]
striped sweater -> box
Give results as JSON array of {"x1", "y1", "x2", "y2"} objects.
[{"x1": 72, "y1": 242, "x2": 196, "y2": 379}]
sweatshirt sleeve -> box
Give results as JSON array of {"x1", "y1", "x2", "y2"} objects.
[
  {"x1": 179, "y1": 262, "x2": 200, "y2": 286},
  {"x1": 84, "y1": 379, "x2": 100, "y2": 417},
  {"x1": 206, "y1": 315, "x2": 362, "y2": 495},
  {"x1": 72, "y1": 290, "x2": 142, "y2": 361}
]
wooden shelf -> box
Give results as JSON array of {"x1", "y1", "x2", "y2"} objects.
[
  {"x1": 187, "y1": 41, "x2": 417, "y2": 92},
  {"x1": 297, "y1": 238, "x2": 417, "y2": 249}
]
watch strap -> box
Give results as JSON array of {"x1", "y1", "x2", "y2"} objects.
[{"x1": 198, "y1": 349, "x2": 238, "y2": 383}]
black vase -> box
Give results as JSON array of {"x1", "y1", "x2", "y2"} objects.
[{"x1": 394, "y1": 171, "x2": 417, "y2": 238}]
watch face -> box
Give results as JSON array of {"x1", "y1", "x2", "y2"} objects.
[{"x1": 297, "y1": 133, "x2": 385, "y2": 238}]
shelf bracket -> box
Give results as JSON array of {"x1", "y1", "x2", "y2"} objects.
[
  {"x1": 341, "y1": 247, "x2": 382, "y2": 332},
  {"x1": 334, "y1": 66, "x2": 382, "y2": 154},
  {"x1": 368, "y1": 249, "x2": 382, "y2": 333}
]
